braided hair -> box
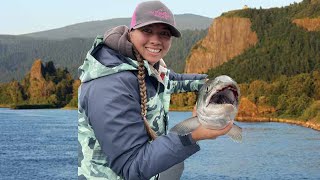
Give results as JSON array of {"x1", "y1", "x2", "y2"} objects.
[{"x1": 133, "y1": 48, "x2": 158, "y2": 140}]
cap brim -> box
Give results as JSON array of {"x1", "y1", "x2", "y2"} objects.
[{"x1": 131, "y1": 21, "x2": 181, "y2": 38}]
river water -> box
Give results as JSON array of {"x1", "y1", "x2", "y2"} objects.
[{"x1": 0, "y1": 108, "x2": 319, "y2": 179}]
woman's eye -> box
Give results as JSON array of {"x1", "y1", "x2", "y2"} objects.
[
  {"x1": 141, "y1": 28, "x2": 152, "y2": 34},
  {"x1": 160, "y1": 31, "x2": 171, "y2": 38}
]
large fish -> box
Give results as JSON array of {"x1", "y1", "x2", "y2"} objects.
[{"x1": 170, "y1": 75, "x2": 242, "y2": 142}]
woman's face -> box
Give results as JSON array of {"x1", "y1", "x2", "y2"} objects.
[{"x1": 129, "y1": 23, "x2": 172, "y2": 65}]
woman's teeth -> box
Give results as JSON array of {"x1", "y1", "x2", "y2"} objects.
[{"x1": 147, "y1": 48, "x2": 160, "y2": 53}]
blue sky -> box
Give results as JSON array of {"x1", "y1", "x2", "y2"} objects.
[{"x1": 1, "y1": 0, "x2": 302, "y2": 35}]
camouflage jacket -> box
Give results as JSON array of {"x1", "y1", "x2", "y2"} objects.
[{"x1": 78, "y1": 35, "x2": 207, "y2": 180}]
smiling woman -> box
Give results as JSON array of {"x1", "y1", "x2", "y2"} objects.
[{"x1": 77, "y1": 1, "x2": 239, "y2": 180}]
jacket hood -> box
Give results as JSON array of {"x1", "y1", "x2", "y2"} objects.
[
  {"x1": 78, "y1": 36, "x2": 138, "y2": 83},
  {"x1": 103, "y1": 25, "x2": 136, "y2": 60}
]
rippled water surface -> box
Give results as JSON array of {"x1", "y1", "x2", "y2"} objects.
[{"x1": 0, "y1": 109, "x2": 319, "y2": 179}]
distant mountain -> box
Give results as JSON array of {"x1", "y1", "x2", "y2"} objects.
[
  {"x1": 0, "y1": 29, "x2": 207, "y2": 83},
  {"x1": 22, "y1": 14, "x2": 212, "y2": 40},
  {"x1": 0, "y1": 13, "x2": 211, "y2": 83}
]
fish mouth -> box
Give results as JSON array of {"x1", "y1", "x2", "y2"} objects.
[{"x1": 208, "y1": 85, "x2": 239, "y2": 107}]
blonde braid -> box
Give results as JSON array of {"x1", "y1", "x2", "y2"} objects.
[{"x1": 133, "y1": 48, "x2": 158, "y2": 140}]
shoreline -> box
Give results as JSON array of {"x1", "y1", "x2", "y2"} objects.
[
  {"x1": 236, "y1": 116, "x2": 320, "y2": 131},
  {"x1": 1, "y1": 105, "x2": 319, "y2": 131},
  {"x1": 0, "y1": 104, "x2": 10, "y2": 108}
]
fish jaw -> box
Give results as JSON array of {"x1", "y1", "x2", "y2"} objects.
[
  {"x1": 196, "y1": 75, "x2": 240, "y2": 130},
  {"x1": 197, "y1": 104, "x2": 237, "y2": 129}
]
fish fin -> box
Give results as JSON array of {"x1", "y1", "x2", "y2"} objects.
[
  {"x1": 227, "y1": 123, "x2": 242, "y2": 143},
  {"x1": 170, "y1": 116, "x2": 200, "y2": 135}
]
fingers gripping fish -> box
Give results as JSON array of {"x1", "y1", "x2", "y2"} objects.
[{"x1": 170, "y1": 75, "x2": 242, "y2": 142}]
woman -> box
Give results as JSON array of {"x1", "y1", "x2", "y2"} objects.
[{"x1": 78, "y1": 1, "x2": 233, "y2": 179}]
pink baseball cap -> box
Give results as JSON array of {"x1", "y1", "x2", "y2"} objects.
[{"x1": 130, "y1": 1, "x2": 181, "y2": 37}]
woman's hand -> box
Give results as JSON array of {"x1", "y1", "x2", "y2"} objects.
[{"x1": 191, "y1": 121, "x2": 233, "y2": 141}]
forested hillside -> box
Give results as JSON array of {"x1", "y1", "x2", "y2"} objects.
[
  {"x1": 186, "y1": 0, "x2": 320, "y2": 128},
  {"x1": 207, "y1": 0, "x2": 320, "y2": 83},
  {"x1": 0, "y1": 60, "x2": 77, "y2": 108},
  {"x1": 0, "y1": 36, "x2": 91, "y2": 82},
  {"x1": 0, "y1": 29, "x2": 207, "y2": 82},
  {"x1": 239, "y1": 71, "x2": 320, "y2": 121}
]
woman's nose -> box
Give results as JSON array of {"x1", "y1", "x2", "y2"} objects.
[{"x1": 149, "y1": 34, "x2": 161, "y2": 45}]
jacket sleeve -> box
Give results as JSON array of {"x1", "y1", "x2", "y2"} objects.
[
  {"x1": 168, "y1": 70, "x2": 208, "y2": 94},
  {"x1": 85, "y1": 72, "x2": 200, "y2": 180}
]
